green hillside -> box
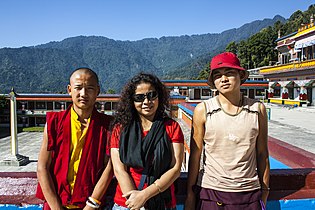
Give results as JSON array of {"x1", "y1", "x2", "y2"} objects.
[{"x1": 0, "y1": 15, "x2": 286, "y2": 93}]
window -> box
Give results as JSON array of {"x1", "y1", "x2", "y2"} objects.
[
  {"x1": 36, "y1": 102, "x2": 46, "y2": 109},
  {"x1": 274, "y1": 88, "x2": 281, "y2": 97},
  {"x1": 255, "y1": 89, "x2": 265, "y2": 96},
  {"x1": 28, "y1": 101, "x2": 35, "y2": 110},
  {"x1": 112, "y1": 102, "x2": 118, "y2": 110},
  {"x1": 54, "y1": 102, "x2": 63, "y2": 110},
  {"x1": 281, "y1": 53, "x2": 291, "y2": 64},
  {"x1": 66, "y1": 102, "x2": 72, "y2": 108},
  {"x1": 240, "y1": 89, "x2": 248, "y2": 96},
  {"x1": 179, "y1": 89, "x2": 188, "y2": 96},
  {"x1": 95, "y1": 102, "x2": 102, "y2": 109},
  {"x1": 17, "y1": 116, "x2": 27, "y2": 124},
  {"x1": 18, "y1": 102, "x2": 28, "y2": 110},
  {"x1": 47, "y1": 102, "x2": 53, "y2": 110},
  {"x1": 36, "y1": 117, "x2": 46, "y2": 125},
  {"x1": 202, "y1": 89, "x2": 211, "y2": 96},
  {"x1": 105, "y1": 102, "x2": 112, "y2": 111},
  {"x1": 0, "y1": 116, "x2": 9, "y2": 123},
  {"x1": 307, "y1": 46, "x2": 313, "y2": 60}
]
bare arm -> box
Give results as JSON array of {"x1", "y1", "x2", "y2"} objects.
[
  {"x1": 83, "y1": 157, "x2": 114, "y2": 210},
  {"x1": 256, "y1": 103, "x2": 270, "y2": 206},
  {"x1": 124, "y1": 142, "x2": 184, "y2": 209},
  {"x1": 111, "y1": 147, "x2": 138, "y2": 194},
  {"x1": 184, "y1": 103, "x2": 206, "y2": 210},
  {"x1": 37, "y1": 124, "x2": 63, "y2": 210}
]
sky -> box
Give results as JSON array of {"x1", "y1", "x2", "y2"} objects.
[{"x1": 0, "y1": 0, "x2": 314, "y2": 48}]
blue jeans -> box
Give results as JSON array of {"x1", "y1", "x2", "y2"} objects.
[
  {"x1": 112, "y1": 203, "x2": 130, "y2": 210},
  {"x1": 111, "y1": 203, "x2": 176, "y2": 210}
]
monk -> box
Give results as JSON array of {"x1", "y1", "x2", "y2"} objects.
[{"x1": 36, "y1": 68, "x2": 113, "y2": 210}]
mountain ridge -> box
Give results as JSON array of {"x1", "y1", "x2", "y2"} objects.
[{"x1": 0, "y1": 15, "x2": 285, "y2": 93}]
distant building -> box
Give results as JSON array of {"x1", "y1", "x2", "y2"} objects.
[
  {"x1": 0, "y1": 93, "x2": 120, "y2": 127},
  {"x1": 0, "y1": 78, "x2": 268, "y2": 128},
  {"x1": 260, "y1": 16, "x2": 315, "y2": 106},
  {"x1": 163, "y1": 77, "x2": 268, "y2": 101}
]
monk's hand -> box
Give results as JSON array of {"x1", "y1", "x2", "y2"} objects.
[{"x1": 123, "y1": 190, "x2": 147, "y2": 210}]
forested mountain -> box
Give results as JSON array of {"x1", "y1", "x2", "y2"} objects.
[
  {"x1": 0, "y1": 15, "x2": 285, "y2": 93},
  {"x1": 196, "y1": 4, "x2": 315, "y2": 80}
]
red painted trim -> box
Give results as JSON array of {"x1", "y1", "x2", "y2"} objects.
[
  {"x1": 269, "y1": 169, "x2": 315, "y2": 200},
  {"x1": 0, "y1": 172, "x2": 37, "y2": 178},
  {"x1": 242, "y1": 83, "x2": 268, "y2": 87},
  {"x1": 164, "y1": 82, "x2": 208, "y2": 87},
  {"x1": 16, "y1": 97, "x2": 120, "y2": 102},
  {"x1": 268, "y1": 136, "x2": 315, "y2": 168},
  {"x1": 170, "y1": 99, "x2": 186, "y2": 104}
]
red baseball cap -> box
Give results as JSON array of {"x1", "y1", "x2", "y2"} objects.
[{"x1": 207, "y1": 52, "x2": 249, "y2": 89}]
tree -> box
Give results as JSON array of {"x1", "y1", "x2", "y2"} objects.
[
  {"x1": 106, "y1": 89, "x2": 116, "y2": 94},
  {"x1": 196, "y1": 65, "x2": 210, "y2": 80},
  {"x1": 225, "y1": 42, "x2": 238, "y2": 54}
]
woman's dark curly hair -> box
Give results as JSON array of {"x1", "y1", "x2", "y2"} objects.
[{"x1": 113, "y1": 72, "x2": 170, "y2": 128}]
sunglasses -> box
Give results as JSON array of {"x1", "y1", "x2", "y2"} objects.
[{"x1": 133, "y1": 91, "x2": 158, "y2": 102}]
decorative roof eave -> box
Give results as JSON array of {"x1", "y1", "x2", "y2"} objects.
[
  {"x1": 276, "y1": 43, "x2": 294, "y2": 49},
  {"x1": 275, "y1": 32, "x2": 298, "y2": 42},
  {"x1": 305, "y1": 79, "x2": 315, "y2": 87},
  {"x1": 260, "y1": 60, "x2": 315, "y2": 75},
  {"x1": 269, "y1": 81, "x2": 278, "y2": 88},
  {"x1": 276, "y1": 39, "x2": 295, "y2": 48},
  {"x1": 262, "y1": 68, "x2": 315, "y2": 79},
  {"x1": 293, "y1": 24, "x2": 315, "y2": 39},
  {"x1": 278, "y1": 80, "x2": 294, "y2": 87}
]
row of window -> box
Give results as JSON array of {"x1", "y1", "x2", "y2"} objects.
[
  {"x1": 14, "y1": 101, "x2": 118, "y2": 111},
  {"x1": 281, "y1": 45, "x2": 315, "y2": 64}
]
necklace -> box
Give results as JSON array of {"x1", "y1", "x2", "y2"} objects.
[
  {"x1": 217, "y1": 95, "x2": 243, "y2": 116},
  {"x1": 235, "y1": 96, "x2": 242, "y2": 115}
]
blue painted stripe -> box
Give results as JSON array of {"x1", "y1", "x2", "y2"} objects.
[
  {"x1": 178, "y1": 104, "x2": 194, "y2": 116},
  {"x1": 176, "y1": 199, "x2": 315, "y2": 209},
  {"x1": 270, "y1": 156, "x2": 290, "y2": 169},
  {"x1": 0, "y1": 205, "x2": 42, "y2": 210},
  {"x1": 267, "y1": 199, "x2": 315, "y2": 209},
  {"x1": 1, "y1": 199, "x2": 314, "y2": 210}
]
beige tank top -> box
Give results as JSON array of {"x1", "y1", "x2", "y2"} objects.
[{"x1": 197, "y1": 96, "x2": 261, "y2": 192}]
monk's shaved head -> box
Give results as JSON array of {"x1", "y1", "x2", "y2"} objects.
[{"x1": 69, "y1": 67, "x2": 99, "y2": 85}]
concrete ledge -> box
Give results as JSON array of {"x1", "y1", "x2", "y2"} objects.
[
  {"x1": 268, "y1": 136, "x2": 315, "y2": 168},
  {"x1": 0, "y1": 172, "x2": 42, "y2": 206},
  {"x1": 1, "y1": 171, "x2": 315, "y2": 206},
  {"x1": 268, "y1": 169, "x2": 315, "y2": 200}
]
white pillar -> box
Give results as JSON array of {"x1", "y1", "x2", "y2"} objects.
[
  {"x1": 0, "y1": 88, "x2": 29, "y2": 166},
  {"x1": 9, "y1": 89, "x2": 18, "y2": 156}
]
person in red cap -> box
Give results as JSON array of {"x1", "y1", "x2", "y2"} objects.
[{"x1": 185, "y1": 52, "x2": 270, "y2": 210}]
